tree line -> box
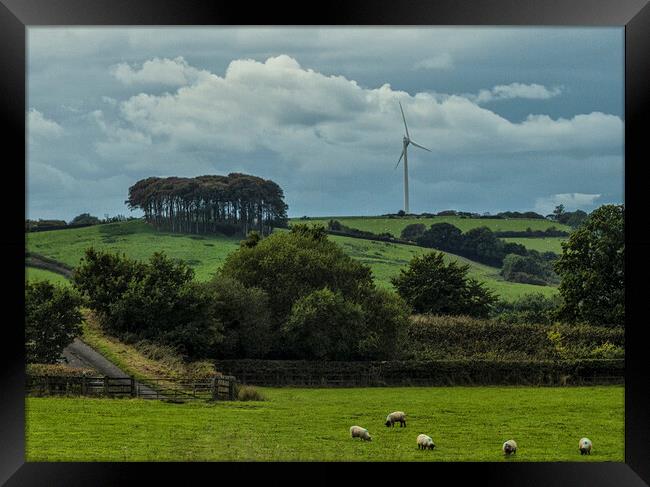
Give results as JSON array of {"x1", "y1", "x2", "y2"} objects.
[{"x1": 126, "y1": 173, "x2": 288, "y2": 236}]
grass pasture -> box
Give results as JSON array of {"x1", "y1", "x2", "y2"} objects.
[
  {"x1": 26, "y1": 385, "x2": 623, "y2": 462},
  {"x1": 502, "y1": 237, "x2": 566, "y2": 254},
  {"x1": 292, "y1": 216, "x2": 572, "y2": 238},
  {"x1": 25, "y1": 267, "x2": 70, "y2": 286}
]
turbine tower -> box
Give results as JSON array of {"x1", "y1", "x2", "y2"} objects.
[{"x1": 395, "y1": 101, "x2": 431, "y2": 214}]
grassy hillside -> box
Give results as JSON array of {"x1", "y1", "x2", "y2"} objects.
[
  {"x1": 27, "y1": 220, "x2": 241, "y2": 281},
  {"x1": 26, "y1": 385, "x2": 623, "y2": 461},
  {"x1": 27, "y1": 220, "x2": 558, "y2": 300},
  {"x1": 292, "y1": 216, "x2": 572, "y2": 237},
  {"x1": 26, "y1": 267, "x2": 70, "y2": 286}
]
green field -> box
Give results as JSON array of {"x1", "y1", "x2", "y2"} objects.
[
  {"x1": 26, "y1": 385, "x2": 623, "y2": 462},
  {"x1": 502, "y1": 237, "x2": 566, "y2": 254},
  {"x1": 292, "y1": 216, "x2": 572, "y2": 237},
  {"x1": 25, "y1": 267, "x2": 70, "y2": 286},
  {"x1": 27, "y1": 220, "x2": 558, "y2": 300}
]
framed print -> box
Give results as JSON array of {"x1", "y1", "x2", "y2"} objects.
[{"x1": 2, "y1": 0, "x2": 649, "y2": 485}]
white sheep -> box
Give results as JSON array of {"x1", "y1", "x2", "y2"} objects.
[
  {"x1": 350, "y1": 425, "x2": 372, "y2": 441},
  {"x1": 417, "y1": 434, "x2": 435, "y2": 450},
  {"x1": 385, "y1": 411, "x2": 407, "y2": 427},
  {"x1": 579, "y1": 437, "x2": 592, "y2": 455},
  {"x1": 503, "y1": 439, "x2": 518, "y2": 455}
]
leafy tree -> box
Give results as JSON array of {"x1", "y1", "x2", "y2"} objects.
[
  {"x1": 400, "y1": 223, "x2": 426, "y2": 241},
  {"x1": 492, "y1": 293, "x2": 562, "y2": 325},
  {"x1": 206, "y1": 276, "x2": 272, "y2": 359},
  {"x1": 459, "y1": 226, "x2": 505, "y2": 266},
  {"x1": 25, "y1": 281, "x2": 83, "y2": 363},
  {"x1": 283, "y1": 288, "x2": 365, "y2": 360},
  {"x1": 416, "y1": 223, "x2": 462, "y2": 251},
  {"x1": 391, "y1": 251, "x2": 497, "y2": 317},
  {"x1": 69, "y1": 213, "x2": 101, "y2": 225},
  {"x1": 554, "y1": 204, "x2": 624, "y2": 326},
  {"x1": 220, "y1": 224, "x2": 373, "y2": 328},
  {"x1": 552, "y1": 204, "x2": 565, "y2": 221}
]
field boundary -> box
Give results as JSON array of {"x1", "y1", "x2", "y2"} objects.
[
  {"x1": 216, "y1": 359, "x2": 624, "y2": 387},
  {"x1": 26, "y1": 374, "x2": 238, "y2": 401}
]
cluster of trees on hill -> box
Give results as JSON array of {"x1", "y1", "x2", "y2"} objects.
[{"x1": 126, "y1": 173, "x2": 288, "y2": 236}]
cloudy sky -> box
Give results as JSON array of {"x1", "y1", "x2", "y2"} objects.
[{"x1": 27, "y1": 27, "x2": 624, "y2": 221}]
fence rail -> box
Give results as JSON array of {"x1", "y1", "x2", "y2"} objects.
[
  {"x1": 26, "y1": 375, "x2": 238, "y2": 401},
  {"x1": 216, "y1": 359, "x2": 624, "y2": 387}
]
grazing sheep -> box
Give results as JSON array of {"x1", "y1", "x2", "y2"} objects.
[
  {"x1": 350, "y1": 425, "x2": 372, "y2": 441},
  {"x1": 417, "y1": 434, "x2": 435, "y2": 450},
  {"x1": 385, "y1": 411, "x2": 407, "y2": 427},
  {"x1": 503, "y1": 439, "x2": 518, "y2": 456},
  {"x1": 579, "y1": 437, "x2": 592, "y2": 455}
]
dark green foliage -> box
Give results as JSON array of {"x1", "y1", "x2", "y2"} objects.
[
  {"x1": 283, "y1": 288, "x2": 365, "y2": 360},
  {"x1": 69, "y1": 213, "x2": 101, "y2": 226},
  {"x1": 497, "y1": 211, "x2": 546, "y2": 219},
  {"x1": 126, "y1": 173, "x2": 288, "y2": 236},
  {"x1": 25, "y1": 281, "x2": 83, "y2": 363},
  {"x1": 416, "y1": 222, "x2": 462, "y2": 251},
  {"x1": 404, "y1": 314, "x2": 624, "y2": 360},
  {"x1": 220, "y1": 225, "x2": 409, "y2": 360},
  {"x1": 400, "y1": 223, "x2": 426, "y2": 241},
  {"x1": 500, "y1": 254, "x2": 559, "y2": 286},
  {"x1": 554, "y1": 204, "x2": 624, "y2": 326},
  {"x1": 220, "y1": 225, "x2": 373, "y2": 327},
  {"x1": 459, "y1": 226, "x2": 505, "y2": 266},
  {"x1": 73, "y1": 249, "x2": 222, "y2": 360},
  {"x1": 206, "y1": 276, "x2": 272, "y2": 359},
  {"x1": 391, "y1": 251, "x2": 497, "y2": 317},
  {"x1": 494, "y1": 227, "x2": 568, "y2": 238},
  {"x1": 502, "y1": 241, "x2": 528, "y2": 256},
  {"x1": 491, "y1": 293, "x2": 562, "y2": 325},
  {"x1": 560, "y1": 209, "x2": 589, "y2": 228}
]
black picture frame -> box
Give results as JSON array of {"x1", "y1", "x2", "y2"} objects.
[{"x1": 2, "y1": 0, "x2": 648, "y2": 485}]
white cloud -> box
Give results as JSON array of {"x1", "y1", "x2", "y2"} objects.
[
  {"x1": 110, "y1": 56, "x2": 206, "y2": 87},
  {"x1": 470, "y1": 83, "x2": 563, "y2": 104},
  {"x1": 534, "y1": 192, "x2": 602, "y2": 215},
  {"x1": 28, "y1": 109, "x2": 63, "y2": 139},
  {"x1": 413, "y1": 53, "x2": 453, "y2": 71},
  {"x1": 103, "y1": 55, "x2": 620, "y2": 169}
]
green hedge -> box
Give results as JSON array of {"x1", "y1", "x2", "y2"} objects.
[
  {"x1": 216, "y1": 358, "x2": 623, "y2": 387},
  {"x1": 404, "y1": 315, "x2": 624, "y2": 360}
]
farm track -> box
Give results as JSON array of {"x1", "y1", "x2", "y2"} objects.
[
  {"x1": 63, "y1": 338, "x2": 162, "y2": 399},
  {"x1": 26, "y1": 252, "x2": 74, "y2": 278}
]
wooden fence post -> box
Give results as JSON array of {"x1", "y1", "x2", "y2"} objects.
[
  {"x1": 228, "y1": 378, "x2": 235, "y2": 400},
  {"x1": 130, "y1": 377, "x2": 136, "y2": 397},
  {"x1": 82, "y1": 375, "x2": 87, "y2": 395},
  {"x1": 211, "y1": 376, "x2": 217, "y2": 401},
  {"x1": 103, "y1": 376, "x2": 109, "y2": 396}
]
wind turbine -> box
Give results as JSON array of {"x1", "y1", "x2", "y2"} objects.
[{"x1": 395, "y1": 101, "x2": 431, "y2": 214}]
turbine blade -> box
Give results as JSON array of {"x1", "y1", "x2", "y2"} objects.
[
  {"x1": 394, "y1": 149, "x2": 405, "y2": 169},
  {"x1": 409, "y1": 140, "x2": 431, "y2": 152},
  {"x1": 399, "y1": 101, "x2": 410, "y2": 139}
]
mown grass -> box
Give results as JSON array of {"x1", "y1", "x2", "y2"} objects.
[
  {"x1": 292, "y1": 216, "x2": 572, "y2": 237},
  {"x1": 502, "y1": 237, "x2": 566, "y2": 254},
  {"x1": 25, "y1": 267, "x2": 70, "y2": 286},
  {"x1": 26, "y1": 385, "x2": 623, "y2": 462},
  {"x1": 27, "y1": 219, "x2": 558, "y2": 300}
]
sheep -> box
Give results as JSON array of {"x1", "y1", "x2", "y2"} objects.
[
  {"x1": 579, "y1": 437, "x2": 592, "y2": 455},
  {"x1": 385, "y1": 411, "x2": 407, "y2": 428},
  {"x1": 417, "y1": 434, "x2": 435, "y2": 450},
  {"x1": 350, "y1": 425, "x2": 372, "y2": 441},
  {"x1": 503, "y1": 439, "x2": 518, "y2": 456}
]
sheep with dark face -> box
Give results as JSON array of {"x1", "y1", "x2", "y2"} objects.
[
  {"x1": 503, "y1": 439, "x2": 517, "y2": 456},
  {"x1": 385, "y1": 411, "x2": 407, "y2": 427},
  {"x1": 417, "y1": 434, "x2": 435, "y2": 450},
  {"x1": 350, "y1": 425, "x2": 372, "y2": 441},
  {"x1": 579, "y1": 438, "x2": 592, "y2": 455}
]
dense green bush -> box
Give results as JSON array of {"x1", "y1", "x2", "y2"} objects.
[
  {"x1": 555, "y1": 204, "x2": 624, "y2": 327},
  {"x1": 400, "y1": 223, "x2": 426, "y2": 241},
  {"x1": 500, "y1": 254, "x2": 558, "y2": 286},
  {"x1": 492, "y1": 293, "x2": 562, "y2": 325},
  {"x1": 391, "y1": 251, "x2": 497, "y2": 317},
  {"x1": 73, "y1": 249, "x2": 222, "y2": 360},
  {"x1": 403, "y1": 314, "x2": 624, "y2": 361},
  {"x1": 26, "y1": 281, "x2": 83, "y2": 363}
]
